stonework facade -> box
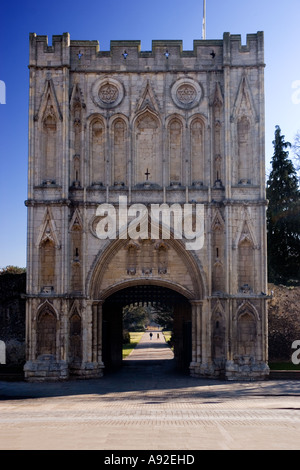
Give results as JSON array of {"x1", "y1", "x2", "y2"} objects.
[{"x1": 25, "y1": 32, "x2": 269, "y2": 381}]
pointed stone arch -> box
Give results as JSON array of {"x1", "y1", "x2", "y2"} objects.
[
  {"x1": 232, "y1": 75, "x2": 258, "y2": 185},
  {"x1": 234, "y1": 210, "x2": 259, "y2": 293},
  {"x1": 88, "y1": 114, "x2": 106, "y2": 187},
  {"x1": 236, "y1": 300, "x2": 260, "y2": 322},
  {"x1": 39, "y1": 239, "x2": 56, "y2": 292},
  {"x1": 70, "y1": 83, "x2": 85, "y2": 187},
  {"x1": 68, "y1": 301, "x2": 83, "y2": 367},
  {"x1": 211, "y1": 300, "x2": 226, "y2": 364},
  {"x1": 109, "y1": 114, "x2": 129, "y2": 187},
  {"x1": 37, "y1": 207, "x2": 61, "y2": 249},
  {"x1": 36, "y1": 301, "x2": 58, "y2": 359},
  {"x1": 237, "y1": 235, "x2": 255, "y2": 293},
  {"x1": 211, "y1": 208, "x2": 225, "y2": 293},
  {"x1": 136, "y1": 80, "x2": 161, "y2": 115},
  {"x1": 69, "y1": 209, "x2": 83, "y2": 293},
  {"x1": 234, "y1": 208, "x2": 259, "y2": 249},
  {"x1": 232, "y1": 75, "x2": 258, "y2": 123},
  {"x1": 235, "y1": 302, "x2": 259, "y2": 359},
  {"x1": 70, "y1": 82, "x2": 86, "y2": 111},
  {"x1": 212, "y1": 82, "x2": 223, "y2": 184},
  {"x1": 34, "y1": 79, "x2": 63, "y2": 185},
  {"x1": 212, "y1": 260, "x2": 224, "y2": 294},
  {"x1": 37, "y1": 208, "x2": 60, "y2": 292},
  {"x1": 35, "y1": 79, "x2": 63, "y2": 123},
  {"x1": 69, "y1": 208, "x2": 83, "y2": 232},
  {"x1": 212, "y1": 81, "x2": 223, "y2": 109},
  {"x1": 238, "y1": 220, "x2": 255, "y2": 247},
  {"x1": 166, "y1": 115, "x2": 184, "y2": 186},
  {"x1": 237, "y1": 115, "x2": 251, "y2": 184},
  {"x1": 87, "y1": 234, "x2": 206, "y2": 301},
  {"x1": 36, "y1": 299, "x2": 59, "y2": 320},
  {"x1": 189, "y1": 114, "x2": 206, "y2": 186}
]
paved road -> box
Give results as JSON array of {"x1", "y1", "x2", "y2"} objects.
[{"x1": 1, "y1": 331, "x2": 300, "y2": 450}]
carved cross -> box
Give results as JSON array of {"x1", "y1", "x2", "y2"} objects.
[{"x1": 145, "y1": 168, "x2": 150, "y2": 180}]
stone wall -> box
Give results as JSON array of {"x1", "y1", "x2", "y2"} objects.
[{"x1": 0, "y1": 274, "x2": 26, "y2": 365}]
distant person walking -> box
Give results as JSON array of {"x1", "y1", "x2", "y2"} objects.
[{"x1": 149, "y1": 332, "x2": 153, "y2": 340}]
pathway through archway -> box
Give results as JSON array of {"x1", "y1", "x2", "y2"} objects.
[
  {"x1": 124, "y1": 331, "x2": 173, "y2": 363},
  {"x1": 102, "y1": 284, "x2": 192, "y2": 374}
]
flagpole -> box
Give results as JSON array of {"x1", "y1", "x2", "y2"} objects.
[{"x1": 202, "y1": 0, "x2": 206, "y2": 40}]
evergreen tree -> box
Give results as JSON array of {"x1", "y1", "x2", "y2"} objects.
[
  {"x1": 292, "y1": 130, "x2": 300, "y2": 171},
  {"x1": 266, "y1": 126, "x2": 300, "y2": 283}
]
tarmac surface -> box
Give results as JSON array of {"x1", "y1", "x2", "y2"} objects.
[{"x1": 1, "y1": 331, "x2": 300, "y2": 451}]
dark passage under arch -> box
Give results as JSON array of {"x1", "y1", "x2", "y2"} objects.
[{"x1": 102, "y1": 284, "x2": 192, "y2": 373}]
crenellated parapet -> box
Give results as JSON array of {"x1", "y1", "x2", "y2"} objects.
[{"x1": 29, "y1": 32, "x2": 264, "y2": 71}]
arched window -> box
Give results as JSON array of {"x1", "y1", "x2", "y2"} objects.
[
  {"x1": 73, "y1": 105, "x2": 82, "y2": 156},
  {"x1": 135, "y1": 111, "x2": 161, "y2": 185},
  {"x1": 190, "y1": 118, "x2": 204, "y2": 185},
  {"x1": 36, "y1": 308, "x2": 57, "y2": 358},
  {"x1": 237, "y1": 312, "x2": 256, "y2": 356},
  {"x1": 113, "y1": 118, "x2": 127, "y2": 186},
  {"x1": 211, "y1": 311, "x2": 225, "y2": 361},
  {"x1": 42, "y1": 111, "x2": 57, "y2": 182},
  {"x1": 72, "y1": 104, "x2": 82, "y2": 186},
  {"x1": 168, "y1": 118, "x2": 182, "y2": 185},
  {"x1": 212, "y1": 219, "x2": 225, "y2": 293},
  {"x1": 238, "y1": 238, "x2": 254, "y2": 291},
  {"x1": 40, "y1": 239, "x2": 56, "y2": 290},
  {"x1": 70, "y1": 218, "x2": 82, "y2": 293},
  {"x1": 212, "y1": 262, "x2": 224, "y2": 293},
  {"x1": 237, "y1": 116, "x2": 251, "y2": 184},
  {"x1": 69, "y1": 312, "x2": 82, "y2": 364},
  {"x1": 90, "y1": 119, "x2": 105, "y2": 186},
  {"x1": 213, "y1": 121, "x2": 222, "y2": 183}
]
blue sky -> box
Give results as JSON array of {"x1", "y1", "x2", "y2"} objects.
[{"x1": 0, "y1": 0, "x2": 300, "y2": 269}]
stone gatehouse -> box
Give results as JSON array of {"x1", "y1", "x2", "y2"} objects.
[{"x1": 24, "y1": 31, "x2": 269, "y2": 381}]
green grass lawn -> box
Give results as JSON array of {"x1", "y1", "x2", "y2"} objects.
[
  {"x1": 122, "y1": 332, "x2": 144, "y2": 358},
  {"x1": 268, "y1": 361, "x2": 300, "y2": 370},
  {"x1": 162, "y1": 331, "x2": 172, "y2": 343}
]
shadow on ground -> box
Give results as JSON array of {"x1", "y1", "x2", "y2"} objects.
[{"x1": 1, "y1": 356, "x2": 300, "y2": 402}]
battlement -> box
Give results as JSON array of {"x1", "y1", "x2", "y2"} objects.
[{"x1": 29, "y1": 32, "x2": 264, "y2": 71}]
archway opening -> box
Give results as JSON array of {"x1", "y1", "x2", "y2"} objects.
[{"x1": 102, "y1": 284, "x2": 192, "y2": 374}]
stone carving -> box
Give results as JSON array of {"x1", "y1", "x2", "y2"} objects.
[
  {"x1": 91, "y1": 77, "x2": 124, "y2": 109},
  {"x1": 176, "y1": 84, "x2": 196, "y2": 104},
  {"x1": 98, "y1": 83, "x2": 119, "y2": 104},
  {"x1": 171, "y1": 78, "x2": 202, "y2": 109}
]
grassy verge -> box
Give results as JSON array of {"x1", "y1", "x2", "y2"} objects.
[
  {"x1": 122, "y1": 332, "x2": 144, "y2": 358},
  {"x1": 268, "y1": 361, "x2": 300, "y2": 370},
  {"x1": 162, "y1": 330, "x2": 174, "y2": 351},
  {"x1": 162, "y1": 331, "x2": 172, "y2": 343}
]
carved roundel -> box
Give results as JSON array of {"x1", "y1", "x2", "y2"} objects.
[
  {"x1": 171, "y1": 78, "x2": 202, "y2": 109},
  {"x1": 99, "y1": 83, "x2": 119, "y2": 103},
  {"x1": 91, "y1": 78, "x2": 124, "y2": 109}
]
